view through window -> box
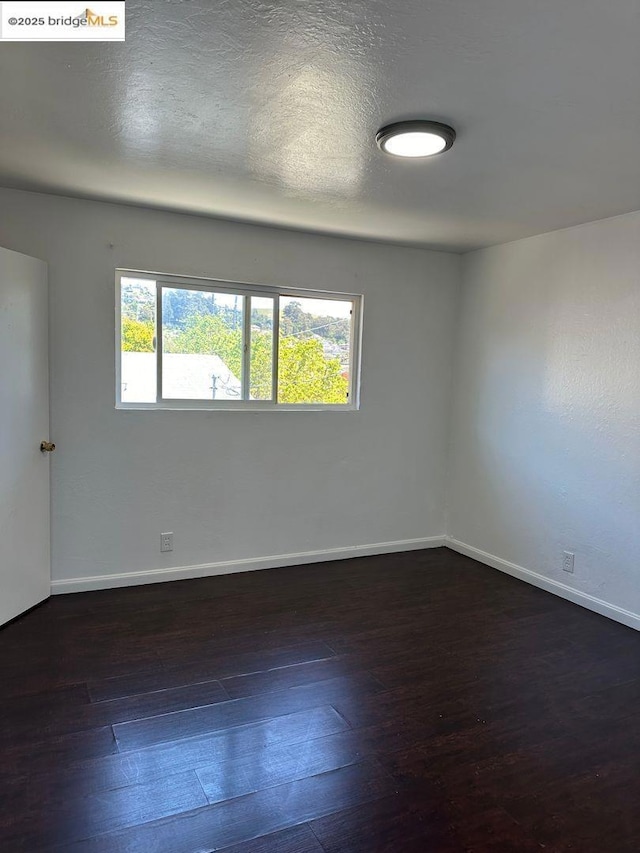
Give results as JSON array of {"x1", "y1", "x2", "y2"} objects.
[{"x1": 118, "y1": 273, "x2": 361, "y2": 409}]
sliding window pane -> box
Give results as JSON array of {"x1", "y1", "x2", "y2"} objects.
[
  {"x1": 161, "y1": 287, "x2": 244, "y2": 400},
  {"x1": 249, "y1": 296, "x2": 274, "y2": 400},
  {"x1": 278, "y1": 296, "x2": 352, "y2": 404},
  {"x1": 120, "y1": 277, "x2": 156, "y2": 402}
]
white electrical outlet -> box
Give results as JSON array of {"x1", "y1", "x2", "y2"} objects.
[
  {"x1": 562, "y1": 551, "x2": 575, "y2": 573},
  {"x1": 160, "y1": 532, "x2": 173, "y2": 553}
]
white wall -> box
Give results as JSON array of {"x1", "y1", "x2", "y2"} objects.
[
  {"x1": 448, "y1": 212, "x2": 640, "y2": 624},
  {"x1": 0, "y1": 188, "x2": 460, "y2": 590}
]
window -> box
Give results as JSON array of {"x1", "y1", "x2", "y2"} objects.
[{"x1": 116, "y1": 270, "x2": 362, "y2": 410}]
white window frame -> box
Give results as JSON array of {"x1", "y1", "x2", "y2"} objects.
[{"x1": 116, "y1": 269, "x2": 363, "y2": 411}]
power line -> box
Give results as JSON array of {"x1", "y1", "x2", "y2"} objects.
[{"x1": 282, "y1": 318, "x2": 347, "y2": 338}]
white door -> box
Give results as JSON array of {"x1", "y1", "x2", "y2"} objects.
[{"x1": 0, "y1": 246, "x2": 50, "y2": 627}]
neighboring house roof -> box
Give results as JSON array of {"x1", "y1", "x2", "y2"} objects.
[{"x1": 121, "y1": 352, "x2": 241, "y2": 402}]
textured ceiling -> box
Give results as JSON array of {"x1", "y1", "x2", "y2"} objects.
[{"x1": 0, "y1": 0, "x2": 639, "y2": 250}]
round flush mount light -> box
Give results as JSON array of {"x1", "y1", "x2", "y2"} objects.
[{"x1": 376, "y1": 120, "x2": 456, "y2": 158}]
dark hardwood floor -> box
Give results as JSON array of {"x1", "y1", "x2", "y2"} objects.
[{"x1": 1, "y1": 547, "x2": 639, "y2": 851}]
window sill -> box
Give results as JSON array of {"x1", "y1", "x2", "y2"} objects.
[{"x1": 115, "y1": 402, "x2": 359, "y2": 412}]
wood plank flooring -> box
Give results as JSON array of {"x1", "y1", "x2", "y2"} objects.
[{"x1": 1, "y1": 547, "x2": 639, "y2": 851}]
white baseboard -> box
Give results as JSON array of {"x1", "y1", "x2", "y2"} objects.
[
  {"x1": 50, "y1": 535, "x2": 447, "y2": 594},
  {"x1": 446, "y1": 537, "x2": 640, "y2": 632}
]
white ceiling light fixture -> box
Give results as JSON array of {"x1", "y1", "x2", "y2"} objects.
[{"x1": 376, "y1": 120, "x2": 456, "y2": 158}]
